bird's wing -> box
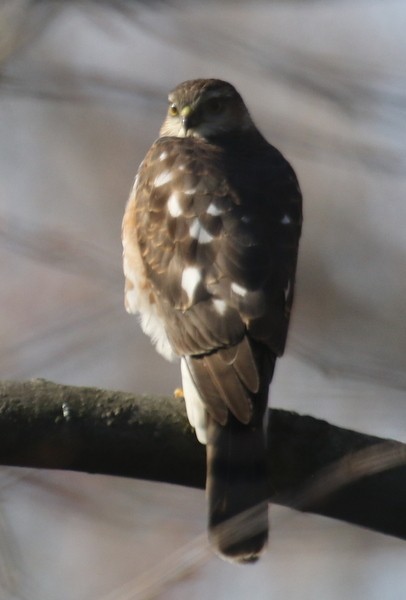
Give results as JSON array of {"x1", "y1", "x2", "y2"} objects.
[{"x1": 123, "y1": 135, "x2": 302, "y2": 423}]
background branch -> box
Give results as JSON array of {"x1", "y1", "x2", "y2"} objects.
[{"x1": 0, "y1": 378, "x2": 405, "y2": 541}]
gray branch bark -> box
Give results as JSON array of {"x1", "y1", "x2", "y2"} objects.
[{"x1": 0, "y1": 379, "x2": 405, "y2": 539}]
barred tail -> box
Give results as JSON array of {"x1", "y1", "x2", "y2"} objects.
[{"x1": 206, "y1": 393, "x2": 269, "y2": 564}]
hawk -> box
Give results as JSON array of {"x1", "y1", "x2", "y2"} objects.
[{"x1": 122, "y1": 79, "x2": 302, "y2": 563}]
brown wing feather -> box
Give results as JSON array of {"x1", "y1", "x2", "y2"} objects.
[{"x1": 132, "y1": 134, "x2": 302, "y2": 423}]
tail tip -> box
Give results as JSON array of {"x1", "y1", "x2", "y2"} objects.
[
  {"x1": 209, "y1": 520, "x2": 268, "y2": 565},
  {"x1": 214, "y1": 546, "x2": 265, "y2": 565}
]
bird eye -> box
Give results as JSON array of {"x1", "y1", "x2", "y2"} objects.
[
  {"x1": 205, "y1": 98, "x2": 224, "y2": 114},
  {"x1": 169, "y1": 104, "x2": 178, "y2": 117}
]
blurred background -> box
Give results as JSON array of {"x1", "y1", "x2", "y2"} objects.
[{"x1": 0, "y1": 0, "x2": 405, "y2": 598}]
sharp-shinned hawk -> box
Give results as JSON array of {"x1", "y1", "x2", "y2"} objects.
[{"x1": 122, "y1": 79, "x2": 302, "y2": 563}]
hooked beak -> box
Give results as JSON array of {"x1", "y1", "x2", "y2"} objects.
[{"x1": 180, "y1": 105, "x2": 194, "y2": 135}]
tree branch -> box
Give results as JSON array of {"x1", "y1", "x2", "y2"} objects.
[{"x1": 0, "y1": 379, "x2": 405, "y2": 539}]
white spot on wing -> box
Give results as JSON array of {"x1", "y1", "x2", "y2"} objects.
[
  {"x1": 154, "y1": 170, "x2": 173, "y2": 187},
  {"x1": 231, "y1": 282, "x2": 248, "y2": 297},
  {"x1": 189, "y1": 219, "x2": 213, "y2": 244},
  {"x1": 181, "y1": 267, "x2": 202, "y2": 301},
  {"x1": 207, "y1": 203, "x2": 223, "y2": 216},
  {"x1": 159, "y1": 151, "x2": 168, "y2": 161},
  {"x1": 62, "y1": 402, "x2": 71, "y2": 420},
  {"x1": 167, "y1": 191, "x2": 182, "y2": 217},
  {"x1": 184, "y1": 188, "x2": 196, "y2": 195},
  {"x1": 281, "y1": 214, "x2": 292, "y2": 225},
  {"x1": 213, "y1": 298, "x2": 227, "y2": 315}
]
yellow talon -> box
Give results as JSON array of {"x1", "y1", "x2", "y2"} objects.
[{"x1": 173, "y1": 387, "x2": 184, "y2": 399}]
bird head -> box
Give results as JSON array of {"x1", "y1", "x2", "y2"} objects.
[{"x1": 159, "y1": 79, "x2": 254, "y2": 140}]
